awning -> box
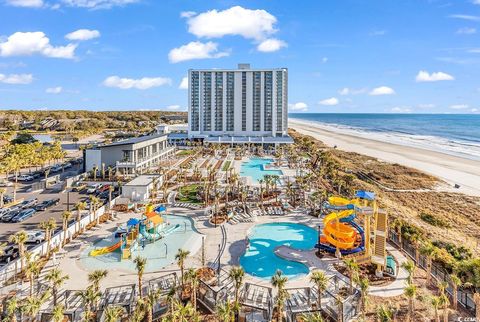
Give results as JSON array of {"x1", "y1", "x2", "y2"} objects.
[
  {"x1": 355, "y1": 190, "x2": 375, "y2": 200},
  {"x1": 127, "y1": 218, "x2": 140, "y2": 226},
  {"x1": 149, "y1": 215, "x2": 163, "y2": 225}
]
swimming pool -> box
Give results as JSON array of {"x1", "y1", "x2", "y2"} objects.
[
  {"x1": 240, "y1": 157, "x2": 283, "y2": 184},
  {"x1": 239, "y1": 222, "x2": 318, "y2": 279},
  {"x1": 80, "y1": 214, "x2": 202, "y2": 273}
]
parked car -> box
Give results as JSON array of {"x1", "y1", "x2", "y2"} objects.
[
  {"x1": 97, "y1": 184, "x2": 111, "y2": 193},
  {"x1": 1, "y1": 209, "x2": 20, "y2": 222},
  {"x1": 72, "y1": 181, "x2": 87, "y2": 192},
  {"x1": 3, "y1": 195, "x2": 14, "y2": 204},
  {"x1": 30, "y1": 171, "x2": 42, "y2": 179},
  {"x1": 86, "y1": 183, "x2": 102, "y2": 194},
  {"x1": 0, "y1": 245, "x2": 19, "y2": 263},
  {"x1": 63, "y1": 162, "x2": 72, "y2": 169},
  {"x1": 35, "y1": 198, "x2": 60, "y2": 211},
  {"x1": 50, "y1": 165, "x2": 63, "y2": 172},
  {"x1": 26, "y1": 230, "x2": 45, "y2": 244},
  {"x1": 15, "y1": 174, "x2": 34, "y2": 182},
  {"x1": 11, "y1": 208, "x2": 36, "y2": 222},
  {"x1": 0, "y1": 208, "x2": 10, "y2": 217},
  {"x1": 19, "y1": 198, "x2": 38, "y2": 209},
  {"x1": 97, "y1": 191, "x2": 109, "y2": 200}
]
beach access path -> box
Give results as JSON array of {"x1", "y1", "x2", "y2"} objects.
[{"x1": 290, "y1": 119, "x2": 480, "y2": 197}]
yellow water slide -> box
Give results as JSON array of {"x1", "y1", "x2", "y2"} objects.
[
  {"x1": 89, "y1": 240, "x2": 121, "y2": 256},
  {"x1": 322, "y1": 210, "x2": 357, "y2": 249}
]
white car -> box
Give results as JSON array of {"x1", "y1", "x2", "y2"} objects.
[
  {"x1": 0, "y1": 180, "x2": 13, "y2": 187},
  {"x1": 86, "y1": 183, "x2": 102, "y2": 194},
  {"x1": 17, "y1": 174, "x2": 34, "y2": 182},
  {"x1": 26, "y1": 231, "x2": 45, "y2": 244}
]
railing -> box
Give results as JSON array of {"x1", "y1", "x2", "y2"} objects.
[
  {"x1": 0, "y1": 196, "x2": 120, "y2": 290},
  {"x1": 117, "y1": 147, "x2": 176, "y2": 168},
  {"x1": 388, "y1": 230, "x2": 476, "y2": 313}
]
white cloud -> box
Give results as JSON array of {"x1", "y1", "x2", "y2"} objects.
[
  {"x1": 103, "y1": 76, "x2": 172, "y2": 90},
  {"x1": 288, "y1": 102, "x2": 308, "y2": 111},
  {"x1": 168, "y1": 41, "x2": 228, "y2": 63},
  {"x1": 471, "y1": 108, "x2": 478, "y2": 113},
  {"x1": 46, "y1": 86, "x2": 62, "y2": 94},
  {"x1": 257, "y1": 38, "x2": 287, "y2": 52},
  {"x1": 179, "y1": 77, "x2": 188, "y2": 89},
  {"x1": 185, "y1": 6, "x2": 278, "y2": 41},
  {"x1": 473, "y1": 0, "x2": 480, "y2": 5},
  {"x1": 0, "y1": 73, "x2": 33, "y2": 84},
  {"x1": 0, "y1": 31, "x2": 76, "y2": 59},
  {"x1": 391, "y1": 107, "x2": 411, "y2": 113},
  {"x1": 61, "y1": 0, "x2": 139, "y2": 9},
  {"x1": 318, "y1": 97, "x2": 339, "y2": 106},
  {"x1": 449, "y1": 14, "x2": 480, "y2": 21},
  {"x1": 450, "y1": 104, "x2": 469, "y2": 109},
  {"x1": 180, "y1": 11, "x2": 196, "y2": 18},
  {"x1": 457, "y1": 27, "x2": 476, "y2": 35},
  {"x1": 65, "y1": 29, "x2": 100, "y2": 41},
  {"x1": 338, "y1": 87, "x2": 367, "y2": 95},
  {"x1": 415, "y1": 70, "x2": 454, "y2": 82},
  {"x1": 468, "y1": 48, "x2": 480, "y2": 53},
  {"x1": 5, "y1": 0, "x2": 43, "y2": 7},
  {"x1": 369, "y1": 86, "x2": 395, "y2": 96},
  {"x1": 321, "y1": 57, "x2": 328, "y2": 63}
]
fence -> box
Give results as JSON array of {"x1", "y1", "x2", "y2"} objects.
[
  {"x1": 0, "y1": 196, "x2": 120, "y2": 289},
  {"x1": 388, "y1": 229, "x2": 476, "y2": 313}
]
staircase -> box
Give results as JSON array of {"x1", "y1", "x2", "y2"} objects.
[{"x1": 372, "y1": 211, "x2": 388, "y2": 266}]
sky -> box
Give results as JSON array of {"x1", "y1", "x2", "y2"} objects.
[{"x1": 0, "y1": 0, "x2": 479, "y2": 114}]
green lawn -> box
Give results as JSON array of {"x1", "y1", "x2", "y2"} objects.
[
  {"x1": 177, "y1": 184, "x2": 202, "y2": 204},
  {"x1": 176, "y1": 149, "x2": 194, "y2": 156}
]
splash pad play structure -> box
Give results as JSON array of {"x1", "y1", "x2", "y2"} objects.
[
  {"x1": 89, "y1": 204, "x2": 181, "y2": 260},
  {"x1": 316, "y1": 191, "x2": 396, "y2": 276}
]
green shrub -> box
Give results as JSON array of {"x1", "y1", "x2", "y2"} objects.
[
  {"x1": 432, "y1": 240, "x2": 472, "y2": 262},
  {"x1": 419, "y1": 212, "x2": 450, "y2": 228}
]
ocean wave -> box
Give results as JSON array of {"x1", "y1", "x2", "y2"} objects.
[{"x1": 290, "y1": 118, "x2": 480, "y2": 161}]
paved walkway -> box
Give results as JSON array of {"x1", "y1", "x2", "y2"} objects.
[{"x1": 368, "y1": 244, "x2": 409, "y2": 297}]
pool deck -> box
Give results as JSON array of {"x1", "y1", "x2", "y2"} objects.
[{"x1": 233, "y1": 156, "x2": 297, "y2": 186}]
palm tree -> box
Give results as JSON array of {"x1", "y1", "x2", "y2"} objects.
[
  {"x1": 404, "y1": 283, "x2": 417, "y2": 322},
  {"x1": 420, "y1": 241, "x2": 438, "y2": 286},
  {"x1": 229, "y1": 266, "x2": 245, "y2": 317},
  {"x1": 0, "y1": 187, "x2": 6, "y2": 208},
  {"x1": 186, "y1": 268, "x2": 199, "y2": 310},
  {"x1": 90, "y1": 195, "x2": 102, "y2": 225},
  {"x1": 430, "y1": 296, "x2": 441, "y2": 322},
  {"x1": 401, "y1": 260, "x2": 416, "y2": 284},
  {"x1": 88, "y1": 269, "x2": 108, "y2": 293},
  {"x1": 216, "y1": 301, "x2": 233, "y2": 322},
  {"x1": 449, "y1": 273, "x2": 461, "y2": 310},
  {"x1": 61, "y1": 211, "x2": 72, "y2": 247},
  {"x1": 438, "y1": 281, "x2": 450, "y2": 322},
  {"x1": 172, "y1": 300, "x2": 197, "y2": 322},
  {"x1": 52, "y1": 304, "x2": 65, "y2": 322},
  {"x1": 103, "y1": 305, "x2": 126, "y2": 322},
  {"x1": 5, "y1": 296, "x2": 19, "y2": 322},
  {"x1": 9, "y1": 230, "x2": 27, "y2": 272},
  {"x1": 166, "y1": 285, "x2": 177, "y2": 317},
  {"x1": 310, "y1": 270, "x2": 328, "y2": 310},
  {"x1": 357, "y1": 277, "x2": 369, "y2": 320},
  {"x1": 133, "y1": 256, "x2": 147, "y2": 297},
  {"x1": 24, "y1": 253, "x2": 41, "y2": 296},
  {"x1": 376, "y1": 304, "x2": 393, "y2": 322},
  {"x1": 21, "y1": 291, "x2": 50, "y2": 322},
  {"x1": 39, "y1": 217, "x2": 57, "y2": 257},
  {"x1": 271, "y1": 269, "x2": 288, "y2": 321},
  {"x1": 298, "y1": 312, "x2": 324, "y2": 322},
  {"x1": 77, "y1": 287, "x2": 100, "y2": 320},
  {"x1": 143, "y1": 288, "x2": 161, "y2": 322},
  {"x1": 74, "y1": 201, "x2": 86, "y2": 233},
  {"x1": 344, "y1": 258, "x2": 359, "y2": 294},
  {"x1": 175, "y1": 249, "x2": 190, "y2": 288},
  {"x1": 45, "y1": 268, "x2": 69, "y2": 306}
]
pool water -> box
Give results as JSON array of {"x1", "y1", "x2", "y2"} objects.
[
  {"x1": 240, "y1": 157, "x2": 283, "y2": 184},
  {"x1": 80, "y1": 214, "x2": 202, "y2": 273},
  {"x1": 240, "y1": 222, "x2": 318, "y2": 279}
]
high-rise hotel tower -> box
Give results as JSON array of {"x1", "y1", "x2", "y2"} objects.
[{"x1": 187, "y1": 64, "x2": 292, "y2": 145}]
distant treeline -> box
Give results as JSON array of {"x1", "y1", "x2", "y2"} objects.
[{"x1": 0, "y1": 110, "x2": 187, "y2": 133}]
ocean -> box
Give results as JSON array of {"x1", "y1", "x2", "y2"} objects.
[{"x1": 289, "y1": 113, "x2": 480, "y2": 161}]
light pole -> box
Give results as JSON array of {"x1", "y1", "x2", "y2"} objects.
[{"x1": 217, "y1": 244, "x2": 221, "y2": 287}]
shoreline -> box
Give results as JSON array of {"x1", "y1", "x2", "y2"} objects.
[{"x1": 289, "y1": 118, "x2": 480, "y2": 197}]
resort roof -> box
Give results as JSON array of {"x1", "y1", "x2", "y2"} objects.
[
  {"x1": 204, "y1": 135, "x2": 294, "y2": 144},
  {"x1": 101, "y1": 133, "x2": 167, "y2": 147}
]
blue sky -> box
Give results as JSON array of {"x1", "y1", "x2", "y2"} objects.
[{"x1": 0, "y1": 0, "x2": 479, "y2": 114}]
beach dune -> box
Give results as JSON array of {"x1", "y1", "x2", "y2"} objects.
[{"x1": 289, "y1": 118, "x2": 480, "y2": 197}]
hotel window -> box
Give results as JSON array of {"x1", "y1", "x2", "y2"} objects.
[
  {"x1": 264, "y1": 71, "x2": 273, "y2": 131},
  {"x1": 276, "y1": 71, "x2": 284, "y2": 132},
  {"x1": 253, "y1": 72, "x2": 261, "y2": 131},
  {"x1": 226, "y1": 72, "x2": 235, "y2": 131},
  {"x1": 191, "y1": 72, "x2": 200, "y2": 131},
  {"x1": 215, "y1": 72, "x2": 223, "y2": 131},
  {"x1": 203, "y1": 72, "x2": 212, "y2": 132},
  {"x1": 242, "y1": 72, "x2": 247, "y2": 131}
]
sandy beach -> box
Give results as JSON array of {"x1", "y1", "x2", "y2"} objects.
[{"x1": 289, "y1": 118, "x2": 480, "y2": 197}]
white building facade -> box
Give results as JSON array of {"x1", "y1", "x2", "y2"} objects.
[{"x1": 188, "y1": 64, "x2": 292, "y2": 145}]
